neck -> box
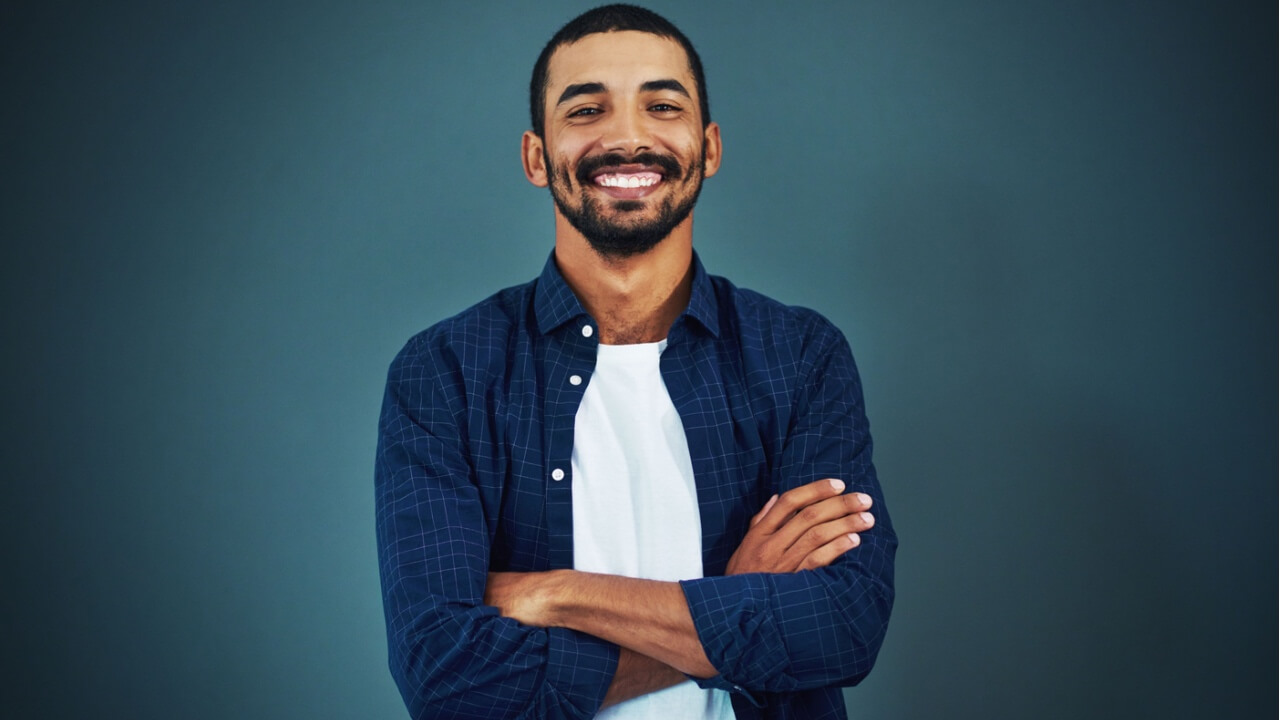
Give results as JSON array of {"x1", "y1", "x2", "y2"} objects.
[{"x1": 554, "y1": 214, "x2": 695, "y2": 345}]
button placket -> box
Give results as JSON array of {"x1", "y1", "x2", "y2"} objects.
[{"x1": 544, "y1": 318, "x2": 596, "y2": 569}]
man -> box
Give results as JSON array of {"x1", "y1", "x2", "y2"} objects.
[{"x1": 375, "y1": 5, "x2": 896, "y2": 719}]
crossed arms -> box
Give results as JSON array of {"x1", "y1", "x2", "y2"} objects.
[
  {"x1": 376, "y1": 322, "x2": 896, "y2": 719},
  {"x1": 484, "y1": 479, "x2": 877, "y2": 708}
]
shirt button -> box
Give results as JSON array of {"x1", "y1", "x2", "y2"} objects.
[
  {"x1": 551, "y1": 468, "x2": 565, "y2": 481},
  {"x1": 569, "y1": 374, "x2": 582, "y2": 386},
  {"x1": 582, "y1": 325, "x2": 593, "y2": 338}
]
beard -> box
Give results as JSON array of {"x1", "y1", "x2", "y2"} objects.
[{"x1": 546, "y1": 147, "x2": 705, "y2": 260}]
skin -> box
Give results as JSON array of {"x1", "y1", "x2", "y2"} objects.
[
  {"x1": 521, "y1": 30, "x2": 721, "y2": 345},
  {"x1": 490, "y1": 30, "x2": 877, "y2": 709}
]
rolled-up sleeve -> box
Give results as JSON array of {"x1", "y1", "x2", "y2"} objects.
[
  {"x1": 376, "y1": 335, "x2": 618, "y2": 720},
  {"x1": 680, "y1": 321, "x2": 896, "y2": 695}
]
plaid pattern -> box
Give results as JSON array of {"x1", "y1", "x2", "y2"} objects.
[{"x1": 376, "y1": 253, "x2": 896, "y2": 720}]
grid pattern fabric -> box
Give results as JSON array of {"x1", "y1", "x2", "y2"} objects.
[{"x1": 375, "y1": 252, "x2": 896, "y2": 720}]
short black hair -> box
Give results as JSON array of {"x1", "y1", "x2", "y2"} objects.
[{"x1": 529, "y1": 4, "x2": 710, "y2": 138}]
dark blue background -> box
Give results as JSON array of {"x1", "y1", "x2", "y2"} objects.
[{"x1": 3, "y1": 1, "x2": 1274, "y2": 718}]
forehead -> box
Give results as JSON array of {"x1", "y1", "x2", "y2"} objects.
[{"x1": 545, "y1": 30, "x2": 694, "y2": 99}]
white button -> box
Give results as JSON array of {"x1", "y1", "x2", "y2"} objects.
[
  {"x1": 551, "y1": 468, "x2": 565, "y2": 481},
  {"x1": 582, "y1": 325, "x2": 593, "y2": 338},
  {"x1": 569, "y1": 374, "x2": 582, "y2": 386}
]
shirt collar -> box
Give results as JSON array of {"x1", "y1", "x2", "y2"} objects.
[
  {"x1": 683, "y1": 252, "x2": 720, "y2": 337},
  {"x1": 532, "y1": 250, "x2": 721, "y2": 338}
]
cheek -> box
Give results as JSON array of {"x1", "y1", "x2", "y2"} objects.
[
  {"x1": 556, "y1": 159, "x2": 574, "y2": 187},
  {"x1": 544, "y1": 151, "x2": 572, "y2": 187}
]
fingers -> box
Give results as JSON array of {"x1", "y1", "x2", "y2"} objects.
[
  {"x1": 771, "y1": 491, "x2": 874, "y2": 555},
  {"x1": 733, "y1": 479, "x2": 875, "y2": 575},
  {"x1": 797, "y1": 532, "x2": 861, "y2": 571},
  {"x1": 754, "y1": 478, "x2": 854, "y2": 535},
  {"x1": 786, "y1": 510, "x2": 875, "y2": 570}
]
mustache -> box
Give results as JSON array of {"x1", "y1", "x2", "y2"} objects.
[{"x1": 574, "y1": 152, "x2": 684, "y2": 185}]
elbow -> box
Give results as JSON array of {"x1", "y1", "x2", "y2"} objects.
[
  {"x1": 385, "y1": 618, "x2": 600, "y2": 720},
  {"x1": 386, "y1": 621, "x2": 520, "y2": 720},
  {"x1": 387, "y1": 633, "x2": 465, "y2": 720},
  {"x1": 829, "y1": 574, "x2": 895, "y2": 687}
]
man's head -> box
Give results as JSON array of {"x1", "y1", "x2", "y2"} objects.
[
  {"x1": 522, "y1": 5, "x2": 721, "y2": 260},
  {"x1": 529, "y1": 4, "x2": 711, "y2": 138}
]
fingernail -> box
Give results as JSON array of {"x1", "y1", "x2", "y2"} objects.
[
  {"x1": 859, "y1": 512, "x2": 874, "y2": 525},
  {"x1": 829, "y1": 479, "x2": 845, "y2": 492},
  {"x1": 847, "y1": 533, "x2": 860, "y2": 547},
  {"x1": 856, "y1": 492, "x2": 871, "y2": 505}
]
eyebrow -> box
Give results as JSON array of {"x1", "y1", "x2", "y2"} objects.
[
  {"x1": 556, "y1": 82, "x2": 606, "y2": 107},
  {"x1": 554, "y1": 78, "x2": 692, "y2": 107},
  {"x1": 640, "y1": 79, "x2": 691, "y2": 98}
]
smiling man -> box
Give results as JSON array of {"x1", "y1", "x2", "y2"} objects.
[{"x1": 375, "y1": 5, "x2": 896, "y2": 720}]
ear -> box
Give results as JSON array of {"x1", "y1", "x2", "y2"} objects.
[
  {"x1": 522, "y1": 131, "x2": 549, "y2": 187},
  {"x1": 701, "y1": 122, "x2": 722, "y2": 179}
]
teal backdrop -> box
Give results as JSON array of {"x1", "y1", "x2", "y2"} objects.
[{"x1": 3, "y1": 1, "x2": 1274, "y2": 718}]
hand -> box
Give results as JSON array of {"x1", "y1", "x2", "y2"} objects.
[{"x1": 725, "y1": 478, "x2": 874, "y2": 575}]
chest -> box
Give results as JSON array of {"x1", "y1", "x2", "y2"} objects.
[{"x1": 475, "y1": 333, "x2": 790, "y2": 575}]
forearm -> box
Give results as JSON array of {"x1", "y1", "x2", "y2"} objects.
[
  {"x1": 601, "y1": 649, "x2": 687, "y2": 710},
  {"x1": 488, "y1": 570, "x2": 717, "y2": 678},
  {"x1": 551, "y1": 572, "x2": 716, "y2": 677}
]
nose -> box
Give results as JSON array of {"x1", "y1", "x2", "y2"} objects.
[{"x1": 601, "y1": 105, "x2": 651, "y2": 156}]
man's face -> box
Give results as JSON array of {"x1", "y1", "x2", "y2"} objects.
[{"x1": 530, "y1": 31, "x2": 720, "y2": 258}]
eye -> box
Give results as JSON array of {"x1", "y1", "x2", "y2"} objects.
[
  {"x1": 649, "y1": 102, "x2": 681, "y2": 113},
  {"x1": 567, "y1": 106, "x2": 602, "y2": 118}
]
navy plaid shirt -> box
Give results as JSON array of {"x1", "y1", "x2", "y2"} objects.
[{"x1": 376, "y1": 252, "x2": 896, "y2": 720}]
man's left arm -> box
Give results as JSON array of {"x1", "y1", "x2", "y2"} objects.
[{"x1": 679, "y1": 324, "x2": 896, "y2": 694}]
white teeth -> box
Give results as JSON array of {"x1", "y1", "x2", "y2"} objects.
[{"x1": 597, "y1": 174, "x2": 658, "y2": 188}]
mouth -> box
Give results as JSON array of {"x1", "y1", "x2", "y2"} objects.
[
  {"x1": 575, "y1": 152, "x2": 683, "y2": 201},
  {"x1": 590, "y1": 164, "x2": 665, "y2": 200}
]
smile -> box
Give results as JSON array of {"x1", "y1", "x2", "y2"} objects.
[{"x1": 593, "y1": 171, "x2": 662, "y2": 188}]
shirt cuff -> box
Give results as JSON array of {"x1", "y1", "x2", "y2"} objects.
[
  {"x1": 545, "y1": 627, "x2": 620, "y2": 716},
  {"x1": 688, "y1": 672, "x2": 764, "y2": 708},
  {"x1": 680, "y1": 574, "x2": 783, "y2": 705}
]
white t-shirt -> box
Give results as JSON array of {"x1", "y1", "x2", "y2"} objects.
[{"x1": 571, "y1": 340, "x2": 734, "y2": 720}]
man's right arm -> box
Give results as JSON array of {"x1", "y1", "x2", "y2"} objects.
[{"x1": 375, "y1": 336, "x2": 619, "y2": 720}]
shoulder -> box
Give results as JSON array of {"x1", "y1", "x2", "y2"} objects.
[
  {"x1": 389, "y1": 280, "x2": 534, "y2": 381},
  {"x1": 709, "y1": 274, "x2": 849, "y2": 359}
]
